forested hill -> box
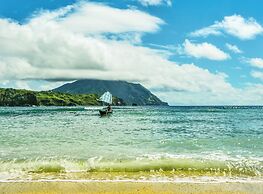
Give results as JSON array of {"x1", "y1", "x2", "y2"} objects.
[{"x1": 0, "y1": 88, "x2": 124, "y2": 106}]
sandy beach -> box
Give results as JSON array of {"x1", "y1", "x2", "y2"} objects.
[{"x1": 0, "y1": 181, "x2": 263, "y2": 194}]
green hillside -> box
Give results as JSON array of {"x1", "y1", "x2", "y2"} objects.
[{"x1": 0, "y1": 88, "x2": 124, "y2": 106}]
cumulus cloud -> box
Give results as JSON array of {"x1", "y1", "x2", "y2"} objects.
[
  {"x1": 225, "y1": 43, "x2": 242, "y2": 54},
  {"x1": 58, "y1": 2, "x2": 164, "y2": 34},
  {"x1": 0, "y1": 2, "x2": 164, "y2": 77},
  {"x1": 155, "y1": 82, "x2": 263, "y2": 105},
  {"x1": 0, "y1": 80, "x2": 68, "y2": 91},
  {"x1": 182, "y1": 39, "x2": 230, "y2": 60},
  {"x1": 246, "y1": 58, "x2": 263, "y2": 69},
  {"x1": 190, "y1": 15, "x2": 263, "y2": 40},
  {"x1": 138, "y1": 0, "x2": 172, "y2": 6},
  {"x1": 251, "y1": 71, "x2": 263, "y2": 81}
]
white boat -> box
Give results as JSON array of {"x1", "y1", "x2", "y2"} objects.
[{"x1": 98, "y1": 91, "x2": 113, "y2": 116}]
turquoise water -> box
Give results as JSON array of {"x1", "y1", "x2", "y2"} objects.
[{"x1": 0, "y1": 106, "x2": 262, "y2": 181}]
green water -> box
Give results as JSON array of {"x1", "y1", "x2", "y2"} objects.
[{"x1": 0, "y1": 106, "x2": 262, "y2": 181}]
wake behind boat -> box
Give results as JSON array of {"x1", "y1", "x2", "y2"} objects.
[{"x1": 98, "y1": 91, "x2": 113, "y2": 116}]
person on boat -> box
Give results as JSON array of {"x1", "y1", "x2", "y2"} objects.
[{"x1": 107, "y1": 104, "x2": 112, "y2": 112}]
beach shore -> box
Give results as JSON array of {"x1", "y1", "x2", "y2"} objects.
[{"x1": 0, "y1": 181, "x2": 262, "y2": 194}]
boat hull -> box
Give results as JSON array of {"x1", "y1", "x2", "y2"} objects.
[{"x1": 99, "y1": 110, "x2": 112, "y2": 116}]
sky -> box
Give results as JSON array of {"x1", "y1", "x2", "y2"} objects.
[{"x1": 1, "y1": 0, "x2": 263, "y2": 105}]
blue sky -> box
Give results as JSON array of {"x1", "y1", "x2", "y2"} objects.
[{"x1": 1, "y1": 0, "x2": 263, "y2": 105}]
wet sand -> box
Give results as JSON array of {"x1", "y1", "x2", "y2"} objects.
[{"x1": 0, "y1": 181, "x2": 262, "y2": 194}]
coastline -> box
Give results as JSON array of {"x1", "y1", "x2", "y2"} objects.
[{"x1": 0, "y1": 180, "x2": 262, "y2": 194}]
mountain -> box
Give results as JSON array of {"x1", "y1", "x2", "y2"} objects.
[
  {"x1": 0, "y1": 88, "x2": 124, "y2": 107},
  {"x1": 53, "y1": 79, "x2": 168, "y2": 106}
]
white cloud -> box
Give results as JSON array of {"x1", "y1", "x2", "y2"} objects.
[
  {"x1": 14, "y1": 81, "x2": 32, "y2": 90},
  {"x1": 182, "y1": 39, "x2": 230, "y2": 60},
  {"x1": 191, "y1": 15, "x2": 263, "y2": 40},
  {"x1": 251, "y1": 71, "x2": 263, "y2": 80},
  {"x1": 0, "y1": 2, "x2": 164, "y2": 75},
  {"x1": 247, "y1": 58, "x2": 263, "y2": 69},
  {"x1": 225, "y1": 43, "x2": 242, "y2": 54},
  {"x1": 156, "y1": 83, "x2": 263, "y2": 105},
  {"x1": 138, "y1": 0, "x2": 172, "y2": 6},
  {"x1": 0, "y1": 80, "x2": 69, "y2": 91},
  {"x1": 57, "y1": 2, "x2": 164, "y2": 34}
]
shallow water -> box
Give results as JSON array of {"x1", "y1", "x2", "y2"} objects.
[{"x1": 0, "y1": 106, "x2": 262, "y2": 181}]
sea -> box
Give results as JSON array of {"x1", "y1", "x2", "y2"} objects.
[{"x1": 0, "y1": 106, "x2": 262, "y2": 182}]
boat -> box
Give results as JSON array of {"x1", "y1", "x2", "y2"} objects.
[
  {"x1": 99, "y1": 109, "x2": 112, "y2": 116},
  {"x1": 98, "y1": 91, "x2": 113, "y2": 116}
]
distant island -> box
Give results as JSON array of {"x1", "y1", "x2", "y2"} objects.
[
  {"x1": 0, "y1": 80, "x2": 168, "y2": 106},
  {"x1": 53, "y1": 79, "x2": 168, "y2": 106}
]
